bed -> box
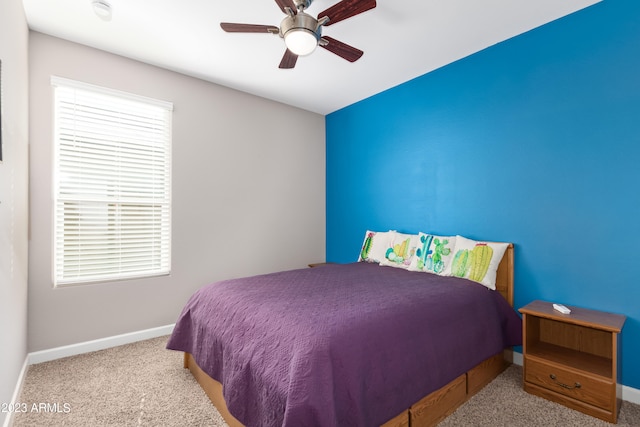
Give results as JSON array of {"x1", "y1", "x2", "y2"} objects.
[{"x1": 167, "y1": 240, "x2": 521, "y2": 427}]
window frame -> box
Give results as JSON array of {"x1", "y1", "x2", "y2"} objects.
[{"x1": 51, "y1": 76, "x2": 173, "y2": 287}]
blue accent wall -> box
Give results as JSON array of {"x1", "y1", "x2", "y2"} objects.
[{"x1": 326, "y1": 0, "x2": 640, "y2": 389}]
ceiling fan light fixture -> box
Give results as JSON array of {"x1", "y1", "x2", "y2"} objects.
[{"x1": 284, "y1": 28, "x2": 318, "y2": 56}]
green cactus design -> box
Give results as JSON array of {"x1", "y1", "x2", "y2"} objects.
[
  {"x1": 451, "y1": 249, "x2": 473, "y2": 278},
  {"x1": 360, "y1": 232, "x2": 374, "y2": 260},
  {"x1": 415, "y1": 234, "x2": 433, "y2": 270},
  {"x1": 469, "y1": 244, "x2": 493, "y2": 282},
  {"x1": 386, "y1": 238, "x2": 412, "y2": 265},
  {"x1": 431, "y1": 238, "x2": 451, "y2": 274}
]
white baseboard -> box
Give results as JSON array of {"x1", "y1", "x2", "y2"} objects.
[
  {"x1": 622, "y1": 384, "x2": 640, "y2": 405},
  {"x1": 28, "y1": 324, "x2": 175, "y2": 365},
  {"x1": 512, "y1": 350, "x2": 523, "y2": 366},
  {"x1": 511, "y1": 350, "x2": 640, "y2": 404},
  {"x1": 2, "y1": 357, "x2": 28, "y2": 427}
]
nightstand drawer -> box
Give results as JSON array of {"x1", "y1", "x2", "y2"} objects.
[{"x1": 525, "y1": 358, "x2": 613, "y2": 410}]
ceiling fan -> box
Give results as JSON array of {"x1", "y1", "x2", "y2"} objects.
[{"x1": 220, "y1": 0, "x2": 377, "y2": 69}]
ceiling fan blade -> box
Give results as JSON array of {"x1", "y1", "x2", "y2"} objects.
[
  {"x1": 279, "y1": 49, "x2": 298, "y2": 69},
  {"x1": 220, "y1": 23, "x2": 279, "y2": 34},
  {"x1": 320, "y1": 36, "x2": 363, "y2": 62},
  {"x1": 274, "y1": 0, "x2": 297, "y2": 15},
  {"x1": 317, "y1": 0, "x2": 376, "y2": 26}
]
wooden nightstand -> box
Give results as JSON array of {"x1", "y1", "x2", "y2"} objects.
[
  {"x1": 519, "y1": 300, "x2": 626, "y2": 423},
  {"x1": 308, "y1": 262, "x2": 335, "y2": 268}
]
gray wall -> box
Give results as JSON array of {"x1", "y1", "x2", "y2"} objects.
[
  {"x1": 28, "y1": 32, "x2": 326, "y2": 352},
  {"x1": 0, "y1": 0, "x2": 30, "y2": 424}
]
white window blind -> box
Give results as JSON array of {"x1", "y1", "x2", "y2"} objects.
[{"x1": 52, "y1": 77, "x2": 172, "y2": 286}]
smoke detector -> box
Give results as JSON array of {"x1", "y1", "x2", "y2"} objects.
[{"x1": 92, "y1": 0, "x2": 112, "y2": 21}]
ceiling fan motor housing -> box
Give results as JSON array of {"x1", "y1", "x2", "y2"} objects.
[{"x1": 280, "y1": 12, "x2": 322, "y2": 42}]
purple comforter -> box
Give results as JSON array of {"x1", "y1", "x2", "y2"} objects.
[{"x1": 167, "y1": 262, "x2": 522, "y2": 427}]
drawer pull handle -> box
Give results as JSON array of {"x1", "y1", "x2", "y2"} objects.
[{"x1": 549, "y1": 374, "x2": 581, "y2": 390}]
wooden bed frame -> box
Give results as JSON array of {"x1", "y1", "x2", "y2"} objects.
[{"x1": 183, "y1": 244, "x2": 515, "y2": 427}]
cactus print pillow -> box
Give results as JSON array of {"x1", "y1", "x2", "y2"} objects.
[
  {"x1": 408, "y1": 233, "x2": 456, "y2": 275},
  {"x1": 445, "y1": 235, "x2": 509, "y2": 290},
  {"x1": 379, "y1": 231, "x2": 420, "y2": 269},
  {"x1": 358, "y1": 230, "x2": 392, "y2": 263}
]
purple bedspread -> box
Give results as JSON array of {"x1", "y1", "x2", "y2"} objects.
[{"x1": 167, "y1": 262, "x2": 522, "y2": 427}]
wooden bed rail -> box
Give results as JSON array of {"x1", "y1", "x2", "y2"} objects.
[{"x1": 185, "y1": 350, "x2": 509, "y2": 427}]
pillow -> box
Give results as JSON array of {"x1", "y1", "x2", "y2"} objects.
[
  {"x1": 379, "y1": 231, "x2": 420, "y2": 269},
  {"x1": 409, "y1": 233, "x2": 456, "y2": 275},
  {"x1": 445, "y1": 235, "x2": 509, "y2": 290},
  {"x1": 358, "y1": 230, "x2": 392, "y2": 263}
]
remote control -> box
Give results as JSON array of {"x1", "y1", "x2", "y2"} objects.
[{"x1": 553, "y1": 303, "x2": 571, "y2": 314}]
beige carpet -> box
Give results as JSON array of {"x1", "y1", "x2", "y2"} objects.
[
  {"x1": 14, "y1": 336, "x2": 227, "y2": 427},
  {"x1": 13, "y1": 336, "x2": 640, "y2": 426}
]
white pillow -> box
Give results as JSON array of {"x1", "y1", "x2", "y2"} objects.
[
  {"x1": 379, "y1": 231, "x2": 420, "y2": 269},
  {"x1": 445, "y1": 235, "x2": 509, "y2": 290},
  {"x1": 408, "y1": 233, "x2": 456, "y2": 275},
  {"x1": 358, "y1": 230, "x2": 392, "y2": 263}
]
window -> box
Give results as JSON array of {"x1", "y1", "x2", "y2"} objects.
[{"x1": 52, "y1": 77, "x2": 172, "y2": 286}]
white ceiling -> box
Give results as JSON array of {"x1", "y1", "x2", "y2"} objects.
[{"x1": 22, "y1": 0, "x2": 600, "y2": 115}]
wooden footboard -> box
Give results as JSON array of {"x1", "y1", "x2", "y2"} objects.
[{"x1": 184, "y1": 351, "x2": 509, "y2": 427}]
